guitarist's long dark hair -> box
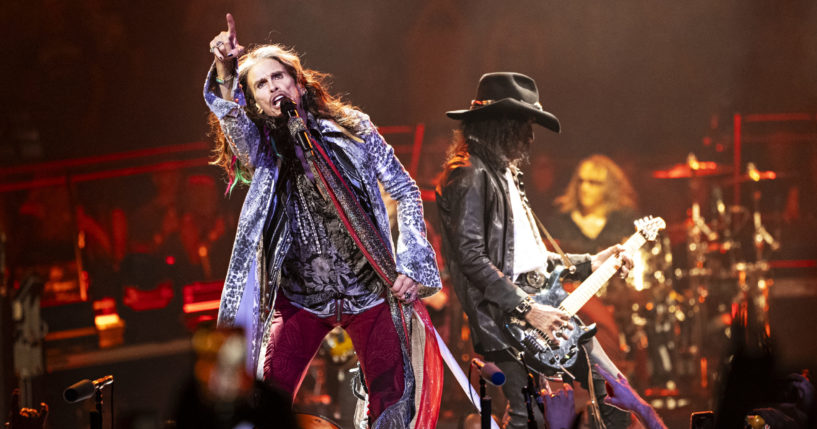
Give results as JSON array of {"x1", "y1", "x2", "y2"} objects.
[{"x1": 444, "y1": 115, "x2": 534, "y2": 171}]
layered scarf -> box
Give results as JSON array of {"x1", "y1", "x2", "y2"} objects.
[{"x1": 285, "y1": 110, "x2": 443, "y2": 428}]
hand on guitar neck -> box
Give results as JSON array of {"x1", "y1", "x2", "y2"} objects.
[
  {"x1": 524, "y1": 304, "x2": 572, "y2": 345},
  {"x1": 590, "y1": 243, "x2": 635, "y2": 278},
  {"x1": 520, "y1": 243, "x2": 633, "y2": 346},
  {"x1": 524, "y1": 243, "x2": 633, "y2": 345}
]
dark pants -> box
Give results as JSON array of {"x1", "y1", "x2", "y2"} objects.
[
  {"x1": 486, "y1": 349, "x2": 630, "y2": 429},
  {"x1": 262, "y1": 294, "x2": 405, "y2": 421}
]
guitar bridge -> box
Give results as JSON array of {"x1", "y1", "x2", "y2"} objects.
[
  {"x1": 523, "y1": 333, "x2": 547, "y2": 352},
  {"x1": 532, "y1": 327, "x2": 560, "y2": 348}
]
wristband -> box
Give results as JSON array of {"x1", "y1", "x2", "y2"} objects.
[
  {"x1": 513, "y1": 296, "x2": 534, "y2": 316},
  {"x1": 215, "y1": 75, "x2": 234, "y2": 85}
]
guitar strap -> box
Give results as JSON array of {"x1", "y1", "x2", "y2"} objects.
[
  {"x1": 531, "y1": 210, "x2": 576, "y2": 275},
  {"x1": 513, "y1": 171, "x2": 576, "y2": 274},
  {"x1": 581, "y1": 344, "x2": 608, "y2": 429}
]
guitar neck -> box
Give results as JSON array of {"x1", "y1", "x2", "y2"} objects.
[{"x1": 558, "y1": 232, "x2": 646, "y2": 316}]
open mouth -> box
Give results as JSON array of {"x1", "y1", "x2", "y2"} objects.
[{"x1": 272, "y1": 94, "x2": 286, "y2": 107}]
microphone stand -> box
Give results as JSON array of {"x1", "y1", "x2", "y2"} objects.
[
  {"x1": 479, "y1": 377, "x2": 491, "y2": 429},
  {"x1": 91, "y1": 388, "x2": 103, "y2": 429},
  {"x1": 522, "y1": 383, "x2": 537, "y2": 429},
  {"x1": 471, "y1": 357, "x2": 506, "y2": 429},
  {"x1": 517, "y1": 352, "x2": 538, "y2": 429},
  {"x1": 64, "y1": 375, "x2": 114, "y2": 429}
]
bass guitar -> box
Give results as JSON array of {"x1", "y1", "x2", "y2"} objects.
[{"x1": 504, "y1": 216, "x2": 665, "y2": 375}]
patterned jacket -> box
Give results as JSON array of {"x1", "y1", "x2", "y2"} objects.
[{"x1": 203, "y1": 64, "x2": 442, "y2": 381}]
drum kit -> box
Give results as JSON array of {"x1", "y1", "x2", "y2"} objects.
[{"x1": 624, "y1": 153, "x2": 783, "y2": 397}]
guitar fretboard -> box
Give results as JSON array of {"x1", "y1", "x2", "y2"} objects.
[{"x1": 558, "y1": 232, "x2": 646, "y2": 316}]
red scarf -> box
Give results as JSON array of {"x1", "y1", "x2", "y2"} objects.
[{"x1": 296, "y1": 122, "x2": 443, "y2": 427}]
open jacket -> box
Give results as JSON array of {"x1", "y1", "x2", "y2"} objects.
[
  {"x1": 203, "y1": 64, "x2": 441, "y2": 427},
  {"x1": 435, "y1": 150, "x2": 591, "y2": 354}
]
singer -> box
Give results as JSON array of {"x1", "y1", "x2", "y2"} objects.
[{"x1": 204, "y1": 13, "x2": 441, "y2": 427}]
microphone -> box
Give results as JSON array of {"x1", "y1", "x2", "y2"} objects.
[
  {"x1": 63, "y1": 375, "x2": 114, "y2": 403},
  {"x1": 279, "y1": 97, "x2": 298, "y2": 117},
  {"x1": 280, "y1": 98, "x2": 313, "y2": 152},
  {"x1": 472, "y1": 358, "x2": 506, "y2": 386}
]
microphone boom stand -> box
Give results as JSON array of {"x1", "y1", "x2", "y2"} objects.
[
  {"x1": 470, "y1": 357, "x2": 505, "y2": 429},
  {"x1": 64, "y1": 375, "x2": 114, "y2": 429},
  {"x1": 518, "y1": 352, "x2": 538, "y2": 429},
  {"x1": 479, "y1": 377, "x2": 491, "y2": 429},
  {"x1": 91, "y1": 388, "x2": 103, "y2": 429}
]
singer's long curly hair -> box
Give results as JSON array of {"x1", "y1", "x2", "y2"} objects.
[
  {"x1": 554, "y1": 154, "x2": 638, "y2": 215},
  {"x1": 208, "y1": 44, "x2": 363, "y2": 192}
]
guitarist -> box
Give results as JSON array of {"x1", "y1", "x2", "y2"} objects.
[{"x1": 436, "y1": 73, "x2": 633, "y2": 428}]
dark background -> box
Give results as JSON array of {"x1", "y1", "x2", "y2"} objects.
[
  {"x1": 4, "y1": 1, "x2": 816, "y2": 168},
  {"x1": 2, "y1": 1, "x2": 817, "y2": 428},
  {"x1": 4, "y1": 1, "x2": 817, "y2": 229}
]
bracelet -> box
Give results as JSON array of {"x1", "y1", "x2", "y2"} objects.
[
  {"x1": 513, "y1": 296, "x2": 534, "y2": 317},
  {"x1": 215, "y1": 75, "x2": 234, "y2": 85}
]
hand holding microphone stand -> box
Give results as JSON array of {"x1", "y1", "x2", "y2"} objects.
[{"x1": 63, "y1": 375, "x2": 114, "y2": 429}]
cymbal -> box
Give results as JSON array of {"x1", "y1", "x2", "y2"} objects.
[
  {"x1": 652, "y1": 161, "x2": 732, "y2": 179},
  {"x1": 721, "y1": 170, "x2": 784, "y2": 184}
]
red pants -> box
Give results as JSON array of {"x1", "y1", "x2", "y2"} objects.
[{"x1": 262, "y1": 294, "x2": 405, "y2": 420}]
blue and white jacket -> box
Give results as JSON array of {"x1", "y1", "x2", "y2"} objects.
[{"x1": 203, "y1": 64, "x2": 441, "y2": 395}]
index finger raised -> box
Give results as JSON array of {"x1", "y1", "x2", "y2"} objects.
[
  {"x1": 226, "y1": 13, "x2": 237, "y2": 41},
  {"x1": 542, "y1": 378, "x2": 553, "y2": 396},
  {"x1": 593, "y1": 363, "x2": 615, "y2": 382}
]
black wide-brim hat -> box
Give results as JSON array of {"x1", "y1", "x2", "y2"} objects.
[{"x1": 446, "y1": 72, "x2": 561, "y2": 133}]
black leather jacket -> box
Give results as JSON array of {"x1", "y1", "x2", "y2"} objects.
[{"x1": 436, "y1": 151, "x2": 591, "y2": 354}]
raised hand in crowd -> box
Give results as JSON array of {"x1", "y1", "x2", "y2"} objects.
[
  {"x1": 594, "y1": 364, "x2": 667, "y2": 429},
  {"x1": 542, "y1": 381, "x2": 576, "y2": 429},
  {"x1": 5, "y1": 389, "x2": 48, "y2": 429}
]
